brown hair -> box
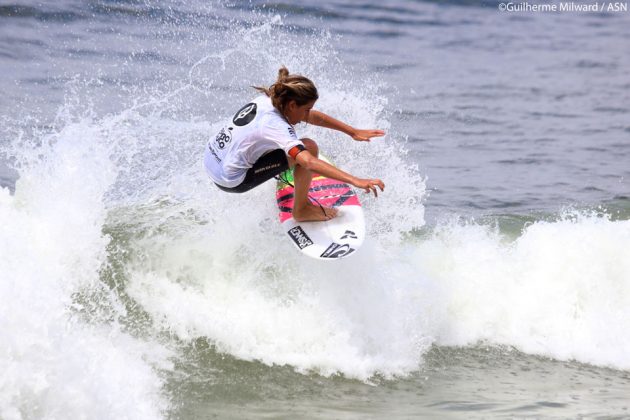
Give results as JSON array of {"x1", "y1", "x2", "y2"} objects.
[{"x1": 253, "y1": 66, "x2": 319, "y2": 115}]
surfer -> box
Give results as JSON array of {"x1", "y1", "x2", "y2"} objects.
[{"x1": 204, "y1": 66, "x2": 385, "y2": 222}]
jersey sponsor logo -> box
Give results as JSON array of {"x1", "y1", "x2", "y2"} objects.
[
  {"x1": 320, "y1": 242, "x2": 355, "y2": 258},
  {"x1": 208, "y1": 144, "x2": 222, "y2": 162},
  {"x1": 214, "y1": 127, "x2": 232, "y2": 149},
  {"x1": 288, "y1": 226, "x2": 314, "y2": 249},
  {"x1": 287, "y1": 126, "x2": 297, "y2": 139},
  {"x1": 232, "y1": 102, "x2": 257, "y2": 126}
]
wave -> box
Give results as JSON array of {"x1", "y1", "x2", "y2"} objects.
[
  {"x1": 415, "y1": 214, "x2": 630, "y2": 368},
  {"x1": 1, "y1": 6, "x2": 629, "y2": 419},
  {"x1": 105, "y1": 200, "x2": 630, "y2": 383},
  {"x1": 0, "y1": 12, "x2": 423, "y2": 416}
]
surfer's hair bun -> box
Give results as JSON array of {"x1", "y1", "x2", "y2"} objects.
[{"x1": 253, "y1": 66, "x2": 319, "y2": 115}]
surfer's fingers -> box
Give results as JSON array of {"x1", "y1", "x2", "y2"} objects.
[
  {"x1": 372, "y1": 180, "x2": 385, "y2": 193},
  {"x1": 353, "y1": 129, "x2": 385, "y2": 141},
  {"x1": 365, "y1": 129, "x2": 385, "y2": 138}
]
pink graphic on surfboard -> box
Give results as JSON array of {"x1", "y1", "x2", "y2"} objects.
[{"x1": 276, "y1": 156, "x2": 365, "y2": 259}]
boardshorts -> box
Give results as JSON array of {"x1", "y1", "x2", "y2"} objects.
[{"x1": 214, "y1": 149, "x2": 289, "y2": 193}]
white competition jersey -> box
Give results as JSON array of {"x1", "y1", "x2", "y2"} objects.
[{"x1": 204, "y1": 95, "x2": 303, "y2": 188}]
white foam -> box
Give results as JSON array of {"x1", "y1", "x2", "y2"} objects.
[
  {"x1": 0, "y1": 116, "x2": 171, "y2": 419},
  {"x1": 123, "y1": 214, "x2": 433, "y2": 381},
  {"x1": 122, "y1": 204, "x2": 630, "y2": 382},
  {"x1": 413, "y1": 214, "x2": 630, "y2": 369}
]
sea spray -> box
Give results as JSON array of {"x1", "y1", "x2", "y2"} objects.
[
  {"x1": 97, "y1": 17, "x2": 428, "y2": 381},
  {"x1": 0, "y1": 111, "x2": 172, "y2": 418}
]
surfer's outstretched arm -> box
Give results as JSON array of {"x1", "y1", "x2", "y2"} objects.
[{"x1": 306, "y1": 110, "x2": 385, "y2": 142}]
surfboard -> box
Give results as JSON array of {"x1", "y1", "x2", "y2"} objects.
[{"x1": 276, "y1": 156, "x2": 365, "y2": 259}]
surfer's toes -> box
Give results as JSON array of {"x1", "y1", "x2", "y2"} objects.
[
  {"x1": 293, "y1": 205, "x2": 338, "y2": 222},
  {"x1": 325, "y1": 207, "x2": 338, "y2": 219}
]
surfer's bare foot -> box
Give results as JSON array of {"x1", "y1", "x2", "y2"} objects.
[{"x1": 293, "y1": 203, "x2": 338, "y2": 222}]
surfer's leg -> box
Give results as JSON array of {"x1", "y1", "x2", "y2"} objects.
[{"x1": 292, "y1": 138, "x2": 338, "y2": 222}]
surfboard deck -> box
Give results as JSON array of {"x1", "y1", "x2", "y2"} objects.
[{"x1": 276, "y1": 156, "x2": 365, "y2": 259}]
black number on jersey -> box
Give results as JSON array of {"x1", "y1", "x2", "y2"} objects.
[{"x1": 214, "y1": 127, "x2": 232, "y2": 149}]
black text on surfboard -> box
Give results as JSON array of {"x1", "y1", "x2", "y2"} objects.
[
  {"x1": 320, "y1": 242, "x2": 355, "y2": 259},
  {"x1": 288, "y1": 226, "x2": 314, "y2": 249}
]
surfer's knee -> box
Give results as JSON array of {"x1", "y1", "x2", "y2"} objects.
[{"x1": 301, "y1": 138, "x2": 319, "y2": 157}]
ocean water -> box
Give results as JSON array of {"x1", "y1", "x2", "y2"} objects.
[{"x1": 1, "y1": 1, "x2": 630, "y2": 418}]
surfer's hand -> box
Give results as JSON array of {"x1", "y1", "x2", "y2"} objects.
[
  {"x1": 351, "y1": 129, "x2": 385, "y2": 142},
  {"x1": 353, "y1": 178, "x2": 385, "y2": 197}
]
